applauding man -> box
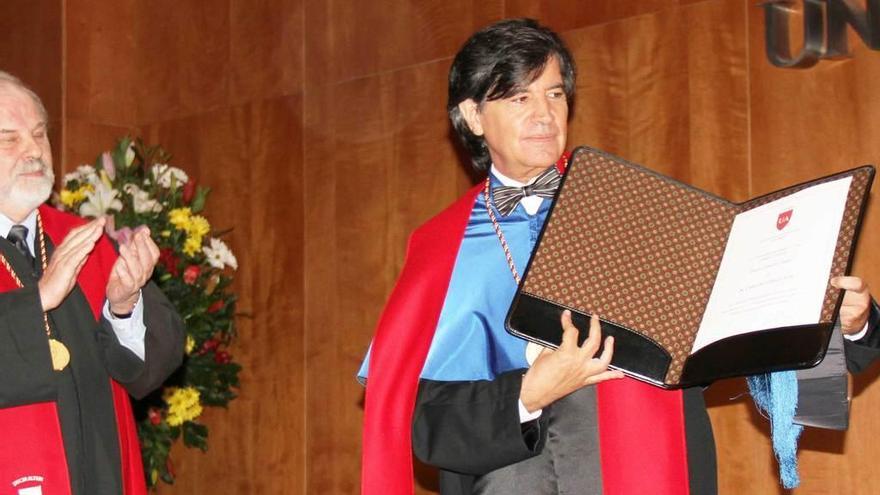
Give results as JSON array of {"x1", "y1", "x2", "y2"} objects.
[{"x1": 0, "y1": 71, "x2": 184, "y2": 495}]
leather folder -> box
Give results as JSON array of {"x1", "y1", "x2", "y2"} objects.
[{"x1": 506, "y1": 146, "x2": 874, "y2": 388}]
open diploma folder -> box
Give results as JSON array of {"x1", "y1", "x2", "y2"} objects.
[{"x1": 506, "y1": 147, "x2": 874, "y2": 388}]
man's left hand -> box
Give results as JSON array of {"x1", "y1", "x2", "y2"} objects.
[
  {"x1": 106, "y1": 226, "x2": 160, "y2": 315},
  {"x1": 831, "y1": 276, "x2": 872, "y2": 336}
]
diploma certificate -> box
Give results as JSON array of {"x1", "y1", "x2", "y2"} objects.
[{"x1": 692, "y1": 177, "x2": 852, "y2": 352}]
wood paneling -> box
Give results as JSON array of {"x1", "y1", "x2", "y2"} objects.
[
  {"x1": 722, "y1": 3, "x2": 880, "y2": 494},
  {"x1": 229, "y1": 0, "x2": 304, "y2": 106},
  {"x1": 64, "y1": 0, "x2": 138, "y2": 125},
  {"x1": 0, "y1": 0, "x2": 63, "y2": 169},
  {"x1": 7, "y1": 0, "x2": 880, "y2": 493},
  {"x1": 303, "y1": 61, "x2": 471, "y2": 495},
  {"x1": 312, "y1": 0, "x2": 503, "y2": 83},
  {"x1": 134, "y1": 0, "x2": 231, "y2": 124},
  {"x1": 0, "y1": 0, "x2": 63, "y2": 120},
  {"x1": 144, "y1": 95, "x2": 306, "y2": 494},
  {"x1": 62, "y1": 119, "x2": 136, "y2": 170},
  {"x1": 507, "y1": 0, "x2": 680, "y2": 32},
  {"x1": 566, "y1": 0, "x2": 750, "y2": 200}
]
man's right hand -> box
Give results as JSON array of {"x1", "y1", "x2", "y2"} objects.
[
  {"x1": 519, "y1": 310, "x2": 624, "y2": 413},
  {"x1": 38, "y1": 217, "x2": 106, "y2": 311}
]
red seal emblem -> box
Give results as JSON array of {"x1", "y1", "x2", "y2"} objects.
[{"x1": 777, "y1": 209, "x2": 793, "y2": 230}]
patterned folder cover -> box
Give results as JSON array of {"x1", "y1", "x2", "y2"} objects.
[{"x1": 506, "y1": 146, "x2": 874, "y2": 388}]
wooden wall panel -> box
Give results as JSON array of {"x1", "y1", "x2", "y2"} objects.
[
  {"x1": 312, "y1": 0, "x2": 503, "y2": 83},
  {"x1": 303, "y1": 62, "x2": 470, "y2": 495},
  {"x1": 228, "y1": 0, "x2": 304, "y2": 106},
  {"x1": 143, "y1": 95, "x2": 305, "y2": 494},
  {"x1": 64, "y1": 0, "x2": 137, "y2": 125},
  {"x1": 0, "y1": 0, "x2": 63, "y2": 169},
  {"x1": 62, "y1": 119, "x2": 137, "y2": 169},
  {"x1": 0, "y1": 0, "x2": 63, "y2": 120},
  {"x1": 134, "y1": 0, "x2": 231, "y2": 124},
  {"x1": 565, "y1": 0, "x2": 750, "y2": 200},
  {"x1": 507, "y1": 0, "x2": 680, "y2": 32},
  {"x1": 719, "y1": 4, "x2": 880, "y2": 494}
]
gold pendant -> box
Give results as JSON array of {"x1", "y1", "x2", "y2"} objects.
[{"x1": 49, "y1": 338, "x2": 70, "y2": 371}]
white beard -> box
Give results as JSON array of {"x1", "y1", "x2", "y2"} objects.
[{"x1": 4, "y1": 160, "x2": 54, "y2": 213}]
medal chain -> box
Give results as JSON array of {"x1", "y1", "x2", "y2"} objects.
[
  {"x1": 484, "y1": 177, "x2": 521, "y2": 285},
  {"x1": 0, "y1": 213, "x2": 63, "y2": 366}
]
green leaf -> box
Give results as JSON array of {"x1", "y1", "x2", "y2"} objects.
[
  {"x1": 190, "y1": 186, "x2": 211, "y2": 213},
  {"x1": 182, "y1": 421, "x2": 209, "y2": 451}
]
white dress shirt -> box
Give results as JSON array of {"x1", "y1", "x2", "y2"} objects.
[{"x1": 490, "y1": 166, "x2": 545, "y2": 422}]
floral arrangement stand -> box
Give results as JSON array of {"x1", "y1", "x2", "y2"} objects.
[{"x1": 58, "y1": 137, "x2": 242, "y2": 487}]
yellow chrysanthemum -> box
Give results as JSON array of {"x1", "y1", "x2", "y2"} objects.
[
  {"x1": 185, "y1": 335, "x2": 196, "y2": 355},
  {"x1": 60, "y1": 189, "x2": 79, "y2": 208},
  {"x1": 168, "y1": 207, "x2": 192, "y2": 230},
  {"x1": 59, "y1": 185, "x2": 93, "y2": 208},
  {"x1": 163, "y1": 387, "x2": 203, "y2": 427},
  {"x1": 183, "y1": 235, "x2": 203, "y2": 256},
  {"x1": 189, "y1": 215, "x2": 210, "y2": 238}
]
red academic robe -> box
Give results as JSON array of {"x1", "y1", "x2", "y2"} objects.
[
  {"x1": 362, "y1": 159, "x2": 691, "y2": 495},
  {"x1": 0, "y1": 205, "x2": 146, "y2": 495}
]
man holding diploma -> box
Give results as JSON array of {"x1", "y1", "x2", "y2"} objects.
[{"x1": 359, "y1": 19, "x2": 880, "y2": 495}]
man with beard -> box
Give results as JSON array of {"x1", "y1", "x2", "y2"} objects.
[
  {"x1": 359, "y1": 19, "x2": 880, "y2": 495},
  {"x1": 0, "y1": 71, "x2": 184, "y2": 495}
]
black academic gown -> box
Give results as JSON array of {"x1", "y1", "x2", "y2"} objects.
[
  {"x1": 0, "y1": 230, "x2": 184, "y2": 494},
  {"x1": 414, "y1": 309, "x2": 880, "y2": 495}
]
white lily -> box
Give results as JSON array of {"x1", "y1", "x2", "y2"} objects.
[
  {"x1": 79, "y1": 181, "x2": 123, "y2": 218},
  {"x1": 123, "y1": 184, "x2": 163, "y2": 213}
]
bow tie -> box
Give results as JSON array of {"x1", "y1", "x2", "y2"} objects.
[{"x1": 491, "y1": 166, "x2": 562, "y2": 216}]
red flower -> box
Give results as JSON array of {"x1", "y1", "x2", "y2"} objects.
[
  {"x1": 200, "y1": 338, "x2": 219, "y2": 354},
  {"x1": 183, "y1": 265, "x2": 201, "y2": 284},
  {"x1": 207, "y1": 300, "x2": 224, "y2": 313},
  {"x1": 159, "y1": 248, "x2": 180, "y2": 277},
  {"x1": 214, "y1": 350, "x2": 232, "y2": 364},
  {"x1": 182, "y1": 179, "x2": 197, "y2": 204},
  {"x1": 148, "y1": 407, "x2": 163, "y2": 426}
]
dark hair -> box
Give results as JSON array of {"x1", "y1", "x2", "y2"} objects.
[{"x1": 447, "y1": 19, "x2": 576, "y2": 172}]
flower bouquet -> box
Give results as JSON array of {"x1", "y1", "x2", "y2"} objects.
[{"x1": 57, "y1": 137, "x2": 242, "y2": 487}]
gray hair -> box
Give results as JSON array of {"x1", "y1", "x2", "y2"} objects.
[{"x1": 0, "y1": 70, "x2": 48, "y2": 120}]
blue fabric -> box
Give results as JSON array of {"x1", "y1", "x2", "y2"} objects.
[
  {"x1": 747, "y1": 371, "x2": 803, "y2": 489},
  {"x1": 358, "y1": 174, "x2": 549, "y2": 381}
]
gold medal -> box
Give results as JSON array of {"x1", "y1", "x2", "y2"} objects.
[{"x1": 49, "y1": 338, "x2": 70, "y2": 371}]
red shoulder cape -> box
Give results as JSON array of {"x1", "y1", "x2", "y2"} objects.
[
  {"x1": 361, "y1": 162, "x2": 691, "y2": 494},
  {"x1": 0, "y1": 205, "x2": 146, "y2": 495}
]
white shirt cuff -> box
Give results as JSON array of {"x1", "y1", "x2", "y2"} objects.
[
  {"x1": 844, "y1": 320, "x2": 870, "y2": 342},
  {"x1": 518, "y1": 399, "x2": 542, "y2": 423},
  {"x1": 102, "y1": 292, "x2": 146, "y2": 361}
]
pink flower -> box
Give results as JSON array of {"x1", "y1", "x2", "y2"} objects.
[
  {"x1": 105, "y1": 218, "x2": 149, "y2": 246},
  {"x1": 101, "y1": 152, "x2": 116, "y2": 180}
]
